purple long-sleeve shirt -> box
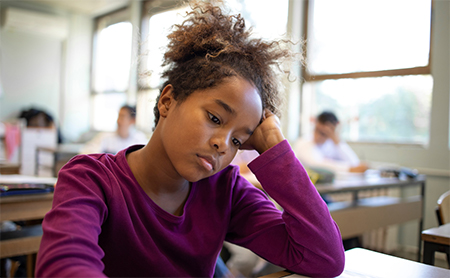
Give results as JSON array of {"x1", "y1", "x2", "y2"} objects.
[{"x1": 36, "y1": 140, "x2": 344, "y2": 277}]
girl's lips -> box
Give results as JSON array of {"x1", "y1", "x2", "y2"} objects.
[{"x1": 198, "y1": 155, "x2": 214, "y2": 172}]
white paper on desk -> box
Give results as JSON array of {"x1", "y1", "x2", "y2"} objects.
[
  {"x1": 0, "y1": 174, "x2": 57, "y2": 185},
  {"x1": 287, "y1": 270, "x2": 374, "y2": 278}
]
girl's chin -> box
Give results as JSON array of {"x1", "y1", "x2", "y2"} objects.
[{"x1": 183, "y1": 171, "x2": 217, "y2": 183}]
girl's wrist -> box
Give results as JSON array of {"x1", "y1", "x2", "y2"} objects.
[{"x1": 257, "y1": 133, "x2": 285, "y2": 154}]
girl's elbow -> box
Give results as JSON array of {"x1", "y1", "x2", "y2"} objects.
[
  {"x1": 326, "y1": 250, "x2": 345, "y2": 277},
  {"x1": 312, "y1": 249, "x2": 345, "y2": 277},
  {"x1": 291, "y1": 250, "x2": 345, "y2": 277}
]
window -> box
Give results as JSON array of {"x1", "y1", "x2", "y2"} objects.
[
  {"x1": 302, "y1": 0, "x2": 433, "y2": 145},
  {"x1": 137, "y1": 0, "x2": 289, "y2": 132},
  {"x1": 91, "y1": 9, "x2": 132, "y2": 131}
]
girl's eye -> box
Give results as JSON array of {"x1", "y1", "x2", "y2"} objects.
[
  {"x1": 232, "y1": 138, "x2": 241, "y2": 147},
  {"x1": 208, "y1": 112, "x2": 221, "y2": 125}
]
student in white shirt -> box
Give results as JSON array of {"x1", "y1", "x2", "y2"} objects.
[
  {"x1": 294, "y1": 111, "x2": 367, "y2": 173},
  {"x1": 80, "y1": 105, "x2": 148, "y2": 154}
]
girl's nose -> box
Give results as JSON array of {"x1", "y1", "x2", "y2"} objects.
[{"x1": 211, "y1": 134, "x2": 230, "y2": 154}]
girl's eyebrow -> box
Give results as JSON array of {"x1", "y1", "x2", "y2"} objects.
[
  {"x1": 214, "y1": 99, "x2": 253, "y2": 135},
  {"x1": 214, "y1": 99, "x2": 235, "y2": 115}
]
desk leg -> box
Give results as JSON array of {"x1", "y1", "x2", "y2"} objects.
[
  {"x1": 417, "y1": 181, "x2": 425, "y2": 262},
  {"x1": 1, "y1": 259, "x2": 6, "y2": 277},
  {"x1": 422, "y1": 241, "x2": 450, "y2": 266},
  {"x1": 26, "y1": 253, "x2": 37, "y2": 278},
  {"x1": 423, "y1": 241, "x2": 435, "y2": 265}
]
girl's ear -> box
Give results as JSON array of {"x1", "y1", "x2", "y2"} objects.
[{"x1": 158, "y1": 85, "x2": 174, "y2": 118}]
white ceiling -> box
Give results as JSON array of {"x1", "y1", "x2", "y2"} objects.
[{"x1": 33, "y1": 0, "x2": 130, "y2": 16}]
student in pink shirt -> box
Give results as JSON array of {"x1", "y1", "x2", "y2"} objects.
[{"x1": 36, "y1": 2, "x2": 344, "y2": 277}]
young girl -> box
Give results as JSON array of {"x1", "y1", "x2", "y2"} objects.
[{"x1": 35, "y1": 2, "x2": 345, "y2": 277}]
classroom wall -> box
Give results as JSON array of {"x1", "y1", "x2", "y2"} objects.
[
  {"x1": 0, "y1": 1, "x2": 92, "y2": 142},
  {"x1": 0, "y1": 18, "x2": 62, "y2": 122},
  {"x1": 59, "y1": 14, "x2": 92, "y2": 142}
]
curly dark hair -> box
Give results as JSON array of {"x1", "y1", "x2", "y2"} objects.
[{"x1": 152, "y1": 1, "x2": 296, "y2": 128}]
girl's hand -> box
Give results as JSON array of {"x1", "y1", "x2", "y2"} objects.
[{"x1": 240, "y1": 109, "x2": 285, "y2": 154}]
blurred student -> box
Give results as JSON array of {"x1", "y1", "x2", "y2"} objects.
[
  {"x1": 80, "y1": 105, "x2": 148, "y2": 154},
  {"x1": 294, "y1": 111, "x2": 368, "y2": 173},
  {"x1": 19, "y1": 107, "x2": 63, "y2": 143}
]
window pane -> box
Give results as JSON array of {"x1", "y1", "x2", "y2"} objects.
[
  {"x1": 93, "y1": 22, "x2": 132, "y2": 92},
  {"x1": 145, "y1": 7, "x2": 190, "y2": 89},
  {"x1": 92, "y1": 93, "x2": 127, "y2": 131},
  {"x1": 223, "y1": 0, "x2": 289, "y2": 40},
  {"x1": 302, "y1": 75, "x2": 433, "y2": 144},
  {"x1": 307, "y1": 0, "x2": 431, "y2": 75},
  {"x1": 143, "y1": 0, "x2": 289, "y2": 89},
  {"x1": 136, "y1": 89, "x2": 159, "y2": 134}
]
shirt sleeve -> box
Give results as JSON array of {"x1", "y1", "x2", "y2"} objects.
[
  {"x1": 35, "y1": 156, "x2": 109, "y2": 278},
  {"x1": 333, "y1": 141, "x2": 361, "y2": 166},
  {"x1": 226, "y1": 140, "x2": 345, "y2": 277}
]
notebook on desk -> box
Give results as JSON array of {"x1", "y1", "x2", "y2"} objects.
[
  {"x1": 0, "y1": 183, "x2": 54, "y2": 197},
  {"x1": 0, "y1": 174, "x2": 56, "y2": 196}
]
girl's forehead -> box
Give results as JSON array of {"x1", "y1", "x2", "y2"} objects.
[
  {"x1": 187, "y1": 80, "x2": 263, "y2": 124},
  {"x1": 194, "y1": 81, "x2": 262, "y2": 110}
]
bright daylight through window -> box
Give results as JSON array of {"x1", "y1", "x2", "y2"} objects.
[
  {"x1": 302, "y1": 0, "x2": 432, "y2": 145},
  {"x1": 92, "y1": 20, "x2": 132, "y2": 131}
]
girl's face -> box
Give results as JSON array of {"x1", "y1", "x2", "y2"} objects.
[{"x1": 158, "y1": 77, "x2": 263, "y2": 182}]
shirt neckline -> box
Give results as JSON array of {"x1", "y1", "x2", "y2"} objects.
[{"x1": 118, "y1": 145, "x2": 197, "y2": 223}]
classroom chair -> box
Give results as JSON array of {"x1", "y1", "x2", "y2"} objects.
[
  {"x1": 436, "y1": 190, "x2": 450, "y2": 226},
  {"x1": 433, "y1": 190, "x2": 450, "y2": 266}
]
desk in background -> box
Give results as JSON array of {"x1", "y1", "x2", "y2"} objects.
[
  {"x1": 0, "y1": 163, "x2": 20, "y2": 175},
  {"x1": 317, "y1": 175, "x2": 425, "y2": 258},
  {"x1": 422, "y1": 223, "x2": 450, "y2": 266},
  {"x1": 261, "y1": 248, "x2": 450, "y2": 278},
  {"x1": 36, "y1": 143, "x2": 83, "y2": 176},
  {"x1": 1, "y1": 175, "x2": 56, "y2": 277},
  {"x1": 242, "y1": 172, "x2": 425, "y2": 261},
  {"x1": 0, "y1": 192, "x2": 54, "y2": 223}
]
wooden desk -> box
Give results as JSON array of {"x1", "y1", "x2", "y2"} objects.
[
  {"x1": 261, "y1": 248, "x2": 450, "y2": 278},
  {"x1": 1, "y1": 191, "x2": 54, "y2": 277},
  {"x1": 1, "y1": 175, "x2": 56, "y2": 276},
  {"x1": 422, "y1": 223, "x2": 450, "y2": 265},
  {"x1": 317, "y1": 175, "x2": 425, "y2": 255},
  {"x1": 0, "y1": 193, "x2": 54, "y2": 222},
  {"x1": 0, "y1": 163, "x2": 20, "y2": 175},
  {"x1": 0, "y1": 192, "x2": 53, "y2": 257}
]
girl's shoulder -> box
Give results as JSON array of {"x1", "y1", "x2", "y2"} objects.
[
  {"x1": 55, "y1": 150, "x2": 137, "y2": 199},
  {"x1": 63, "y1": 152, "x2": 116, "y2": 171},
  {"x1": 59, "y1": 150, "x2": 130, "y2": 184}
]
